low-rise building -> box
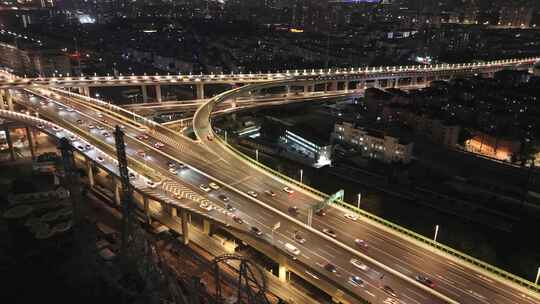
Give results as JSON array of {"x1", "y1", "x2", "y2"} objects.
[
  {"x1": 280, "y1": 128, "x2": 332, "y2": 168},
  {"x1": 332, "y1": 122, "x2": 414, "y2": 164}
]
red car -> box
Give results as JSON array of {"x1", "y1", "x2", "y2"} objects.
[
  {"x1": 355, "y1": 239, "x2": 369, "y2": 250},
  {"x1": 136, "y1": 134, "x2": 149, "y2": 140}
]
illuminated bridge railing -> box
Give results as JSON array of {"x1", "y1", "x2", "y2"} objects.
[
  {"x1": 204, "y1": 80, "x2": 540, "y2": 295},
  {"x1": 213, "y1": 133, "x2": 540, "y2": 294},
  {"x1": 1, "y1": 57, "x2": 539, "y2": 86}
]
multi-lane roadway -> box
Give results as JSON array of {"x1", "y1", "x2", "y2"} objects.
[
  {"x1": 192, "y1": 81, "x2": 540, "y2": 304},
  {"x1": 9, "y1": 74, "x2": 540, "y2": 304},
  {"x1": 12, "y1": 88, "x2": 454, "y2": 304}
]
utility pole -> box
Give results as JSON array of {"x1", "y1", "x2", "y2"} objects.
[
  {"x1": 58, "y1": 137, "x2": 82, "y2": 227},
  {"x1": 114, "y1": 125, "x2": 135, "y2": 258}
]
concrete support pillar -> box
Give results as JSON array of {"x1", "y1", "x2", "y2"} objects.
[
  {"x1": 285, "y1": 85, "x2": 291, "y2": 95},
  {"x1": 203, "y1": 219, "x2": 211, "y2": 235},
  {"x1": 114, "y1": 180, "x2": 121, "y2": 206},
  {"x1": 0, "y1": 90, "x2": 5, "y2": 110},
  {"x1": 359, "y1": 80, "x2": 366, "y2": 89},
  {"x1": 86, "y1": 161, "x2": 94, "y2": 187},
  {"x1": 6, "y1": 90, "x2": 13, "y2": 111},
  {"x1": 143, "y1": 196, "x2": 152, "y2": 225},
  {"x1": 25, "y1": 126, "x2": 35, "y2": 159},
  {"x1": 82, "y1": 86, "x2": 90, "y2": 97},
  {"x1": 141, "y1": 85, "x2": 148, "y2": 102},
  {"x1": 196, "y1": 83, "x2": 205, "y2": 100},
  {"x1": 303, "y1": 84, "x2": 309, "y2": 93},
  {"x1": 78, "y1": 87, "x2": 85, "y2": 95},
  {"x1": 155, "y1": 84, "x2": 162, "y2": 102},
  {"x1": 181, "y1": 209, "x2": 189, "y2": 245},
  {"x1": 3, "y1": 127, "x2": 15, "y2": 161},
  {"x1": 278, "y1": 265, "x2": 288, "y2": 282},
  {"x1": 169, "y1": 205, "x2": 177, "y2": 217},
  {"x1": 343, "y1": 81, "x2": 349, "y2": 91},
  {"x1": 374, "y1": 80, "x2": 380, "y2": 88},
  {"x1": 231, "y1": 98, "x2": 237, "y2": 108}
]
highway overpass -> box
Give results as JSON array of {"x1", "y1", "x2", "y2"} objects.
[{"x1": 1, "y1": 56, "x2": 539, "y2": 304}]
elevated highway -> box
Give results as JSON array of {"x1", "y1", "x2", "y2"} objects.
[
  {"x1": 192, "y1": 78, "x2": 540, "y2": 304},
  {"x1": 11, "y1": 87, "x2": 455, "y2": 304},
  {"x1": 2, "y1": 56, "x2": 540, "y2": 303}
]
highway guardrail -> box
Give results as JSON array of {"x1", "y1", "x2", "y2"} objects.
[{"x1": 204, "y1": 83, "x2": 540, "y2": 296}]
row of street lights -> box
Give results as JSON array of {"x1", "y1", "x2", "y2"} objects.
[{"x1": 251, "y1": 142, "x2": 540, "y2": 287}]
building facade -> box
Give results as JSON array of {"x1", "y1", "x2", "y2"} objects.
[
  {"x1": 280, "y1": 129, "x2": 332, "y2": 168},
  {"x1": 332, "y1": 122, "x2": 414, "y2": 164}
]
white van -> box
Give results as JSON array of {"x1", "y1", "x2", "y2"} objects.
[{"x1": 285, "y1": 243, "x2": 300, "y2": 256}]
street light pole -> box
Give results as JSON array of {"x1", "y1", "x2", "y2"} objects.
[
  {"x1": 224, "y1": 130, "x2": 228, "y2": 143},
  {"x1": 300, "y1": 169, "x2": 303, "y2": 184},
  {"x1": 357, "y1": 193, "x2": 362, "y2": 209},
  {"x1": 433, "y1": 224, "x2": 440, "y2": 242},
  {"x1": 535, "y1": 266, "x2": 540, "y2": 285},
  {"x1": 255, "y1": 149, "x2": 259, "y2": 162}
]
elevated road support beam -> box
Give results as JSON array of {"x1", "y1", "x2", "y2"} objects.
[
  {"x1": 196, "y1": 83, "x2": 204, "y2": 100},
  {"x1": 155, "y1": 84, "x2": 162, "y2": 102}
]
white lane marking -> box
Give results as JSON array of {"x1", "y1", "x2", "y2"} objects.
[
  {"x1": 394, "y1": 264, "x2": 413, "y2": 274},
  {"x1": 436, "y1": 274, "x2": 457, "y2": 286},
  {"x1": 323, "y1": 244, "x2": 343, "y2": 255},
  {"x1": 301, "y1": 254, "x2": 311, "y2": 260},
  {"x1": 475, "y1": 274, "x2": 493, "y2": 283},
  {"x1": 228, "y1": 175, "x2": 253, "y2": 186},
  {"x1": 402, "y1": 293, "x2": 422, "y2": 304},
  {"x1": 318, "y1": 248, "x2": 336, "y2": 260},
  {"x1": 465, "y1": 289, "x2": 489, "y2": 303},
  {"x1": 437, "y1": 285, "x2": 462, "y2": 298},
  {"x1": 446, "y1": 261, "x2": 466, "y2": 271},
  {"x1": 364, "y1": 290, "x2": 376, "y2": 297},
  {"x1": 406, "y1": 288, "x2": 428, "y2": 300}
]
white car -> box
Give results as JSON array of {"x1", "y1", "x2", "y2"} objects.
[
  {"x1": 283, "y1": 186, "x2": 294, "y2": 194},
  {"x1": 199, "y1": 203, "x2": 213, "y2": 211},
  {"x1": 208, "y1": 182, "x2": 220, "y2": 190},
  {"x1": 350, "y1": 258, "x2": 369, "y2": 271},
  {"x1": 247, "y1": 191, "x2": 258, "y2": 198},
  {"x1": 344, "y1": 213, "x2": 359, "y2": 221},
  {"x1": 96, "y1": 156, "x2": 105, "y2": 163},
  {"x1": 284, "y1": 243, "x2": 300, "y2": 256},
  {"x1": 199, "y1": 184, "x2": 212, "y2": 192}
]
